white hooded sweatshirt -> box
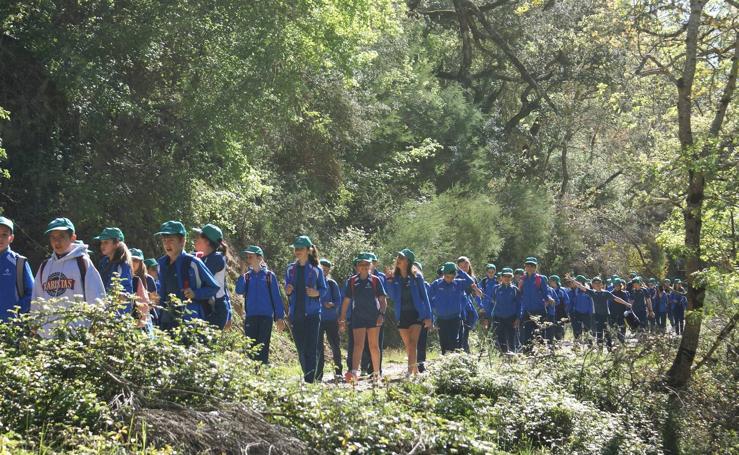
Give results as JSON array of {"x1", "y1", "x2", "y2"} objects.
[{"x1": 31, "y1": 242, "x2": 106, "y2": 310}]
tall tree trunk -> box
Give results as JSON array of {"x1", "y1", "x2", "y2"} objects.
[{"x1": 667, "y1": 0, "x2": 738, "y2": 388}]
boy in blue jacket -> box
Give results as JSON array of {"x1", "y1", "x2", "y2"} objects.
[
  {"x1": 429, "y1": 262, "x2": 476, "y2": 354},
  {"x1": 566, "y1": 275, "x2": 593, "y2": 341},
  {"x1": 670, "y1": 279, "x2": 688, "y2": 336},
  {"x1": 0, "y1": 217, "x2": 33, "y2": 321},
  {"x1": 490, "y1": 268, "x2": 519, "y2": 353},
  {"x1": 235, "y1": 245, "x2": 286, "y2": 364},
  {"x1": 154, "y1": 221, "x2": 219, "y2": 330},
  {"x1": 317, "y1": 258, "x2": 343, "y2": 381},
  {"x1": 515, "y1": 257, "x2": 555, "y2": 349}
]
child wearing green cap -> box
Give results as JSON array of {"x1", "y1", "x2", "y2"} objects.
[
  {"x1": 192, "y1": 224, "x2": 233, "y2": 330},
  {"x1": 385, "y1": 249, "x2": 432, "y2": 376},
  {"x1": 31, "y1": 218, "x2": 107, "y2": 336},
  {"x1": 154, "y1": 221, "x2": 220, "y2": 330},
  {"x1": 285, "y1": 235, "x2": 327, "y2": 383},
  {"x1": 669, "y1": 280, "x2": 687, "y2": 335},
  {"x1": 339, "y1": 253, "x2": 387, "y2": 382},
  {"x1": 429, "y1": 262, "x2": 477, "y2": 354},
  {"x1": 0, "y1": 216, "x2": 34, "y2": 322},
  {"x1": 236, "y1": 245, "x2": 286, "y2": 364},
  {"x1": 93, "y1": 227, "x2": 134, "y2": 300}
]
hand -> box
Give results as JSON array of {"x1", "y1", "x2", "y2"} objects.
[
  {"x1": 376, "y1": 314, "x2": 385, "y2": 326},
  {"x1": 423, "y1": 318, "x2": 432, "y2": 329},
  {"x1": 513, "y1": 319, "x2": 520, "y2": 329},
  {"x1": 648, "y1": 311, "x2": 655, "y2": 319},
  {"x1": 275, "y1": 319, "x2": 287, "y2": 331},
  {"x1": 306, "y1": 287, "x2": 320, "y2": 298},
  {"x1": 338, "y1": 319, "x2": 346, "y2": 333},
  {"x1": 285, "y1": 284, "x2": 294, "y2": 295},
  {"x1": 323, "y1": 302, "x2": 335, "y2": 308},
  {"x1": 148, "y1": 292, "x2": 160, "y2": 304},
  {"x1": 473, "y1": 286, "x2": 483, "y2": 298},
  {"x1": 481, "y1": 319, "x2": 490, "y2": 330},
  {"x1": 182, "y1": 288, "x2": 195, "y2": 300}
]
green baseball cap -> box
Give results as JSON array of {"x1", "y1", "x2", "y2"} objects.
[
  {"x1": 674, "y1": 279, "x2": 682, "y2": 284},
  {"x1": 0, "y1": 216, "x2": 14, "y2": 233},
  {"x1": 495, "y1": 272, "x2": 502, "y2": 278},
  {"x1": 591, "y1": 276, "x2": 603, "y2": 283},
  {"x1": 501, "y1": 267, "x2": 514, "y2": 276},
  {"x1": 649, "y1": 277, "x2": 657, "y2": 284},
  {"x1": 524, "y1": 256, "x2": 538, "y2": 265},
  {"x1": 319, "y1": 258, "x2": 333, "y2": 267},
  {"x1": 632, "y1": 277, "x2": 642, "y2": 285},
  {"x1": 612, "y1": 278, "x2": 623, "y2": 286},
  {"x1": 242, "y1": 245, "x2": 264, "y2": 256},
  {"x1": 629, "y1": 271, "x2": 638, "y2": 278},
  {"x1": 485, "y1": 263, "x2": 497, "y2": 271},
  {"x1": 356, "y1": 252, "x2": 374, "y2": 264},
  {"x1": 549, "y1": 275, "x2": 561, "y2": 284},
  {"x1": 575, "y1": 275, "x2": 587, "y2": 284},
  {"x1": 368, "y1": 252, "x2": 378, "y2": 262},
  {"x1": 192, "y1": 224, "x2": 223, "y2": 244},
  {"x1": 514, "y1": 268, "x2": 524, "y2": 275},
  {"x1": 442, "y1": 262, "x2": 458, "y2": 275},
  {"x1": 93, "y1": 227, "x2": 125, "y2": 242},
  {"x1": 413, "y1": 261, "x2": 423, "y2": 272},
  {"x1": 130, "y1": 248, "x2": 144, "y2": 260},
  {"x1": 44, "y1": 217, "x2": 75, "y2": 235},
  {"x1": 144, "y1": 258, "x2": 158, "y2": 268},
  {"x1": 397, "y1": 248, "x2": 416, "y2": 265},
  {"x1": 292, "y1": 235, "x2": 313, "y2": 249},
  {"x1": 155, "y1": 221, "x2": 186, "y2": 237}
]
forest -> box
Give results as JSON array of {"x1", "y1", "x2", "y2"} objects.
[{"x1": 0, "y1": 0, "x2": 737, "y2": 453}]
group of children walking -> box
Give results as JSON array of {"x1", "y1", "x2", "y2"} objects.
[{"x1": 0, "y1": 215, "x2": 690, "y2": 383}]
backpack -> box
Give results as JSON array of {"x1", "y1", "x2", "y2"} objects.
[
  {"x1": 517, "y1": 274, "x2": 543, "y2": 293},
  {"x1": 242, "y1": 269, "x2": 279, "y2": 318},
  {"x1": 15, "y1": 254, "x2": 27, "y2": 299},
  {"x1": 38, "y1": 256, "x2": 88, "y2": 300}
]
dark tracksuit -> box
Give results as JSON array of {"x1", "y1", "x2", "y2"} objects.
[
  {"x1": 235, "y1": 267, "x2": 285, "y2": 364},
  {"x1": 611, "y1": 289, "x2": 630, "y2": 343},
  {"x1": 670, "y1": 291, "x2": 687, "y2": 335},
  {"x1": 285, "y1": 261, "x2": 327, "y2": 383},
  {"x1": 490, "y1": 284, "x2": 520, "y2": 353},
  {"x1": 567, "y1": 288, "x2": 593, "y2": 340},
  {"x1": 655, "y1": 289, "x2": 670, "y2": 332},
  {"x1": 586, "y1": 290, "x2": 617, "y2": 348},
  {"x1": 429, "y1": 270, "x2": 474, "y2": 354},
  {"x1": 629, "y1": 288, "x2": 651, "y2": 332},
  {"x1": 317, "y1": 278, "x2": 343, "y2": 380}
]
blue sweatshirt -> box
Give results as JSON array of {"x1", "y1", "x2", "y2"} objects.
[
  {"x1": 0, "y1": 247, "x2": 34, "y2": 321},
  {"x1": 157, "y1": 252, "x2": 219, "y2": 321},
  {"x1": 321, "y1": 278, "x2": 342, "y2": 322},
  {"x1": 491, "y1": 284, "x2": 519, "y2": 318},
  {"x1": 385, "y1": 272, "x2": 433, "y2": 322},
  {"x1": 99, "y1": 256, "x2": 133, "y2": 294},
  {"x1": 235, "y1": 267, "x2": 284, "y2": 320},
  {"x1": 670, "y1": 291, "x2": 687, "y2": 316},
  {"x1": 429, "y1": 270, "x2": 474, "y2": 320},
  {"x1": 518, "y1": 273, "x2": 552, "y2": 318},
  {"x1": 285, "y1": 261, "x2": 327, "y2": 319},
  {"x1": 481, "y1": 279, "x2": 499, "y2": 315},
  {"x1": 567, "y1": 288, "x2": 594, "y2": 314}
]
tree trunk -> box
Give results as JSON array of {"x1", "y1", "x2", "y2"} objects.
[{"x1": 667, "y1": 1, "x2": 739, "y2": 388}]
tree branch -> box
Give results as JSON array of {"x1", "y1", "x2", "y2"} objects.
[{"x1": 692, "y1": 311, "x2": 739, "y2": 372}]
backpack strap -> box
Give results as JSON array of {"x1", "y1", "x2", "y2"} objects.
[
  {"x1": 265, "y1": 271, "x2": 278, "y2": 320},
  {"x1": 38, "y1": 259, "x2": 49, "y2": 282},
  {"x1": 15, "y1": 254, "x2": 27, "y2": 298},
  {"x1": 76, "y1": 256, "x2": 88, "y2": 300}
]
